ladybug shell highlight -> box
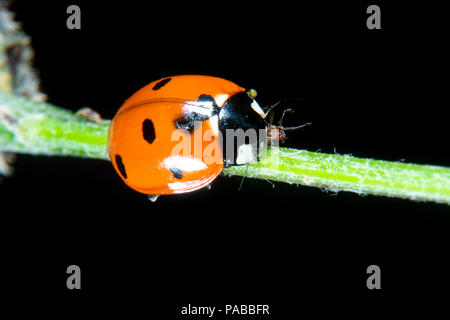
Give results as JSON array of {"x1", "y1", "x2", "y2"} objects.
[{"x1": 109, "y1": 75, "x2": 247, "y2": 196}]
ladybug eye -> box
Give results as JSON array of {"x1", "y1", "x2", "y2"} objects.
[{"x1": 247, "y1": 89, "x2": 257, "y2": 99}]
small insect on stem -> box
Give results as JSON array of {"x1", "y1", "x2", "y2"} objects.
[
  {"x1": 266, "y1": 108, "x2": 311, "y2": 144},
  {"x1": 267, "y1": 122, "x2": 311, "y2": 144}
]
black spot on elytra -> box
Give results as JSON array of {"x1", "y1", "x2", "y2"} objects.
[
  {"x1": 174, "y1": 112, "x2": 210, "y2": 133},
  {"x1": 197, "y1": 94, "x2": 216, "y2": 103},
  {"x1": 174, "y1": 94, "x2": 219, "y2": 133},
  {"x1": 152, "y1": 78, "x2": 171, "y2": 90},
  {"x1": 197, "y1": 94, "x2": 220, "y2": 115},
  {"x1": 142, "y1": 119, "x2": 156, "y2": 143},
  {"x1": 115, "y1": 154, "x2": 127, "y2": 179},
  {"x1": 170, "y1": 167, "x2": 184, "y2": 179}
]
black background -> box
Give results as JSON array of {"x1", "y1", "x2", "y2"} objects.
[{"x1": 3, "y1": 0, "x2": 449, "y2": 317}]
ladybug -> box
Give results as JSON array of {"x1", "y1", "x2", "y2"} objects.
[{"x1": 109, "y1": 75, "x2": 304, "y2": 201}]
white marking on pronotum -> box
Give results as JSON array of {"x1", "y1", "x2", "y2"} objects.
[
  {"x1": 236, "y1": 144, "x2": 257, "y2": 165},
  {"x1": 163, "y1": 156, "x2": 207, "y2": 172},
  {"x1": 250, "y1": 99, "x2": 266, "y2": 118}
]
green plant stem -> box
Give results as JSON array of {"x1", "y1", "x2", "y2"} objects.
[
  {"x1": 223, "y1": 147, "x2": 450, "y2": 204},
  {"x1": 1, "y1": 91, "x2": 449, "y2": 204},
  {"x1": 0, "y1": 92, "x2": 109, "y2": 160}
]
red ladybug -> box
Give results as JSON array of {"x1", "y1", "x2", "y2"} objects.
[{"x1": 109, "y1": 75, "x2": 300, "y2": 201}]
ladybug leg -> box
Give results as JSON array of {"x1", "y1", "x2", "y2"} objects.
[
  {"x1": 148, "y1": 195, "x2": 160, "y2": 202},
  {"x1": 75, "y1": 107, "x2": 102, "y2": 123}
]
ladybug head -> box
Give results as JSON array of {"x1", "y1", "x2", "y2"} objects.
[
  {"x1": 218, "y1": 89, "x2": 268, "y2": 166},
  {"x1": 218, "y1": 90, "x2": 311, "y2": 165}
]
